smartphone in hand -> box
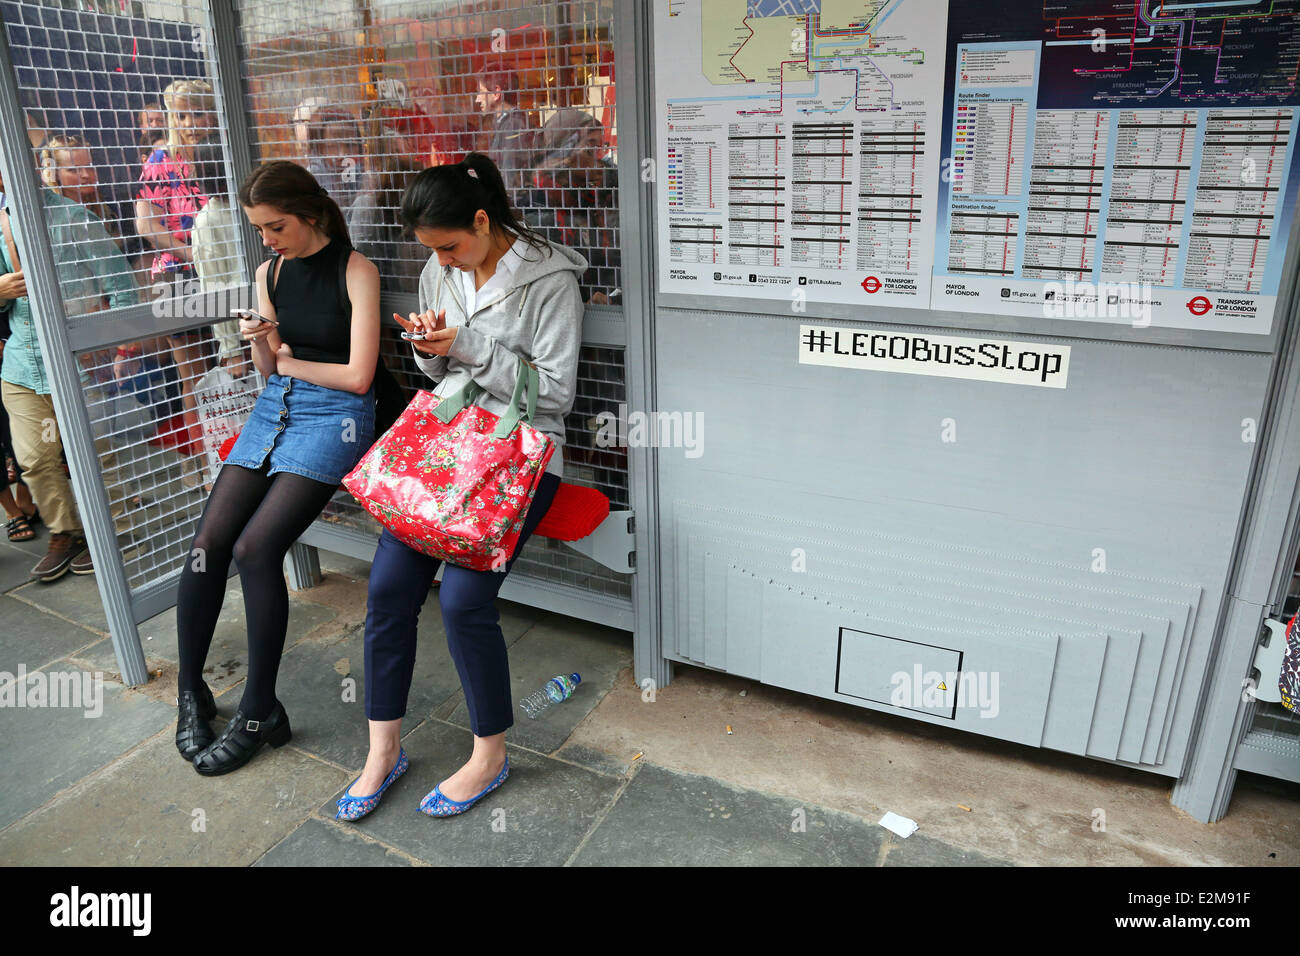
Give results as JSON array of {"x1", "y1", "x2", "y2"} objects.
[{"x1": 231, "y1": 308, "x2": 277, "y2": 327}]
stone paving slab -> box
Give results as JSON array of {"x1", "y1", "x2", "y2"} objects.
[
  {"x1": 271, "y1": 623, "x2": 463, "y2": 769},
  {"x1": 0, "y1": 732, "x2": 348, "y2": 866},
  {"x1": 323, "y1": 718, "x2": 622, "y2": 866},
  {"x1": 71, "y1": 590, "x2": 336, "y2": 695},
  {"x1": 553, "y1": 742, "x2": 635, "y2": 778},
  {"x1": 572, "y1": 762, "x2": 893, "y2": 867},
  {"x1": 444, "y1": 615, "x2": 633, "y2": 753},
  {"x1": 318, "y1": 549, "x2": 379, "y2": 582},
  {"x1": 255, "y1": 818, "x2": 416, "y2": 867},
  {"x1": 0, "y1": 595, "x2": 99, "y2": 678},
  {"x1": 11, "y1": 571, "x2": 113, "y2": 633},
  {"x1": 0, "y1": 533, "x2": 47, "y2": 591},
  {"x1": 882, "y1": 831, "x2": 1013, "y2": 866},
  {"x1": 0, "y1": 682, "x2": 178, "y2": 832}
]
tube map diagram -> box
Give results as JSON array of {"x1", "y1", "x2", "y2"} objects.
[{"x1": 655, "y1": 0, "x2": 1300, "y2": 335}]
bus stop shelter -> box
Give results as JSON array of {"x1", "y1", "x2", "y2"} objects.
[{"x1": 1, "y1": 0, "x2": 1298, "y2": 824}]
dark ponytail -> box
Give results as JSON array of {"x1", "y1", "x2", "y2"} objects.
[
  {"x1": 399, "y1": 151, "x2": 548, "y2": 256},
  {"x1": 238, "y1": 159, "x2": 351, "y2": 246}
]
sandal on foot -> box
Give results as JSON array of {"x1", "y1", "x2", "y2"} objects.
[
  {"x1": 336, "y1": 749, "x2": 409, "y2": 822},
  {"x1": 6, "y1": 514, "x2": 35, "y2": 542},
  {"x1": 418, "y1": 757, "x2": 509, "y2": 817},
  {"x1": 175, "y1": 683, "x2": 218, "y2": 760},
  {"x1": 192, "y1": 700, "x2": 292, "y2": 776}
]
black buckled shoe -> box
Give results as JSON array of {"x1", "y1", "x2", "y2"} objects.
[
  {"x1": 175, "y1": 683, "x2": 218, "y2": 761},
  {"x1": 191, "y1": 700, "x2": 292, "y2": 776}
]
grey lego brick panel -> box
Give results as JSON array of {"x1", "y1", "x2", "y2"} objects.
[
  {"x1": 654, "y1": 309, "x2": 1262, "y2": 780},
  {"x1": 676, "y1": 511, "x2": 1198, "y2": 767},
  {"x1": 716, "y1": 554, "x2": 1113, "y2": 759},
  {"x1": 754, "y1": 569, "x2": 1060, "y2": 749},
  {"x1": 687, "y1": 531, "x2": 1138, "y2": 759},
  {"x1": 683, "y1": 513, "x2": 1192, "y2": 764},
  {"x1": 676, "y1": 522, "x2": 1130, "y2": 761},
  {"x1": 674, "y1": 509, "x2": 1187, "y2": 770}
]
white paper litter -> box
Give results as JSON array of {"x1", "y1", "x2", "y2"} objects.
[{"x1": 878, "y1": 811, "x2": 918, "y2": 838}]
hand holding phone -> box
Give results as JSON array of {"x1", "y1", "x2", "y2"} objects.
[
  {"x1": 395, "y1": 308, "x2": 446, "y2": 342},
  {"x1": 231, "y1": 308, "x2": 277, "y2": 327}
]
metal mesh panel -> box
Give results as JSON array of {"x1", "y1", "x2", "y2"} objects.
[
  {"x1": 234, "y1": 0, "x2": 630, "y2": 602},
  {"x1": 234, "y1": 0, "x2": 620, "y2": 303},
  {"x1": 2, "y1": 0, "x2": 255, "y2": 599},
  {"x1": 3, "y1": 0, "x2": 232, "y2": 313},
  {"x1": 75, "y1": 331, "x2": 258, "y2": 591},
  {"x1": 2, "y1": 0, "x2": 629, "y2": 611}
]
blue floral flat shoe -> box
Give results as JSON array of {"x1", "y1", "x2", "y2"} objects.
[
  {"x1": 335, "y1": 749, "x2": 409, "y2": 822},
  {"x1": 418, "y1": 757, "x2": 509, "y2": 817}
]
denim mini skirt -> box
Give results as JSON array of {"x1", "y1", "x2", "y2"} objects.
[{"x1": 225, "y1": 373, "x2": 375, "y2": 485}]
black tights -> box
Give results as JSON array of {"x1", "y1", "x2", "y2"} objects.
[{"x1": 176, "y1": 460, "x2": 338, "y2": 719}]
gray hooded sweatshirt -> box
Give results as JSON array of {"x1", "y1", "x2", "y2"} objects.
[{"x1": 412, "y1": 237, "x2": 587, "y2": 479}]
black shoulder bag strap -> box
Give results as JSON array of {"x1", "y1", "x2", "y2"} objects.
[{"x1": 335, "y1": 244, "x2": 408, "y2": 435}]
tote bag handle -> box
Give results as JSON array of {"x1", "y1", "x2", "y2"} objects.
[{"x1": 432, "y1": 358, "x2": 540, "y2": 440}]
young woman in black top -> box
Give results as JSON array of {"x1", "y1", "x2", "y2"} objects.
[{"x1": 174, "y1": 160, "x2": 381, "y2": 775}]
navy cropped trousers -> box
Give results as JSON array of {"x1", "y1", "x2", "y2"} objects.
[{"x1": 363, "y1": 471, "x2": 561, "y2": 737}]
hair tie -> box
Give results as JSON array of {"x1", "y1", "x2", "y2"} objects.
[
  {"x1": 464, "y1": 165, "x2": 479, "y2": 180},
  {"x1": 318, "y1": 186, "x2": 329, "y2": 197}
]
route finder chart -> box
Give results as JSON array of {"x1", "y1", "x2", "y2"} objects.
[
  {"x1": 932, "y1": 0, "x2": 1300, "y2": 334},
  {"x1": 654, "y1": 1, "x2": 1300, "y2": 337},
  {"x1": 655, "y1": 0, "x2": 949, "y2": 309}
]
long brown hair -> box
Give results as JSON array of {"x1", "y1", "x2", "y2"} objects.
[{"x1": 237, "y1": 160, "x2": 350, "y2": 245}]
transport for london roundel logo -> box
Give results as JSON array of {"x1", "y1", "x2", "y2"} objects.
[
  {"x1": 862, "y1": 275, "x2": 882, "y2": 294},
  {"x1": 1186, "y1": 296, "x2": 1213, "y2": 317}
]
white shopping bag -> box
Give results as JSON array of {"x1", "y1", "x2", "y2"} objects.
[{"x1": 193, "y1": 364, "x2": 258, "y2": 484}]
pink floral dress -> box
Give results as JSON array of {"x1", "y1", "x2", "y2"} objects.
[{"x1": 137, "y1": 148, "x2": 206, "y2": 279}]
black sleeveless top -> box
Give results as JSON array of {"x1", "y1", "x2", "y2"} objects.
[{"x1": 269, "y1": 237, "x2": 352, "y2": 365}]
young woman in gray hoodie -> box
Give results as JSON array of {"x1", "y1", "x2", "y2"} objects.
[{"x1": 337, "y1": 152, "x2": 587, "y2": 821}]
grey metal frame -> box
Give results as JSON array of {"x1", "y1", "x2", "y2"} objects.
[
  {"x1": 613, "y1": 0, "x2": 667, "y2": 690},
  {"x1": 1172, "y1": 242, "x2": 1300, "y2": 819}
]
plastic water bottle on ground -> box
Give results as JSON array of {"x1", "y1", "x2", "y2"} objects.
[{"x1": 520, "y1": 673, "x2": 582, "y2": 718}]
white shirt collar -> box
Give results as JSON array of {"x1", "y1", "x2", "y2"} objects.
[{"x1": 460, "y1": 237, "x2": 529, "y2": 314}]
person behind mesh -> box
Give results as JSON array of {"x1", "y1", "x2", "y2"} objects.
[
  {"x1": 189, "y1": 140, "x2": 247, "y2": 374},
  {"x1": 175, "y1": 160, "x2": 380, "y2": 777},
  {"x1": 518, "y1": 108, "x2": 620, "y2": 305},
  {"x1": 135, "y1": 78, "x2": 217, "y2": 466},
  {"x1": 474, "y1": 64, "x2": 539, "y2": 205},
  {"x1": 0, "y1": 168, "x2": 38, "y2": 544},
  {"x1": 345, "y1": 132, "x2": 424, "y2": 294},
  {"x1": 135, "y1": 79, "x2": 213, "y2": 283},
  {"x1": 39, "y1": 134, "x2": 151, "y2": 530},
  {"x1": 302, "y1": 107, "x2": 365, "y2": 217},
  {"x1": 345, "y1": 135, "x2": 426, "y2": 403},
  {"x1": 0, "y1": 144, "x2": 137, "y2": 582}
]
